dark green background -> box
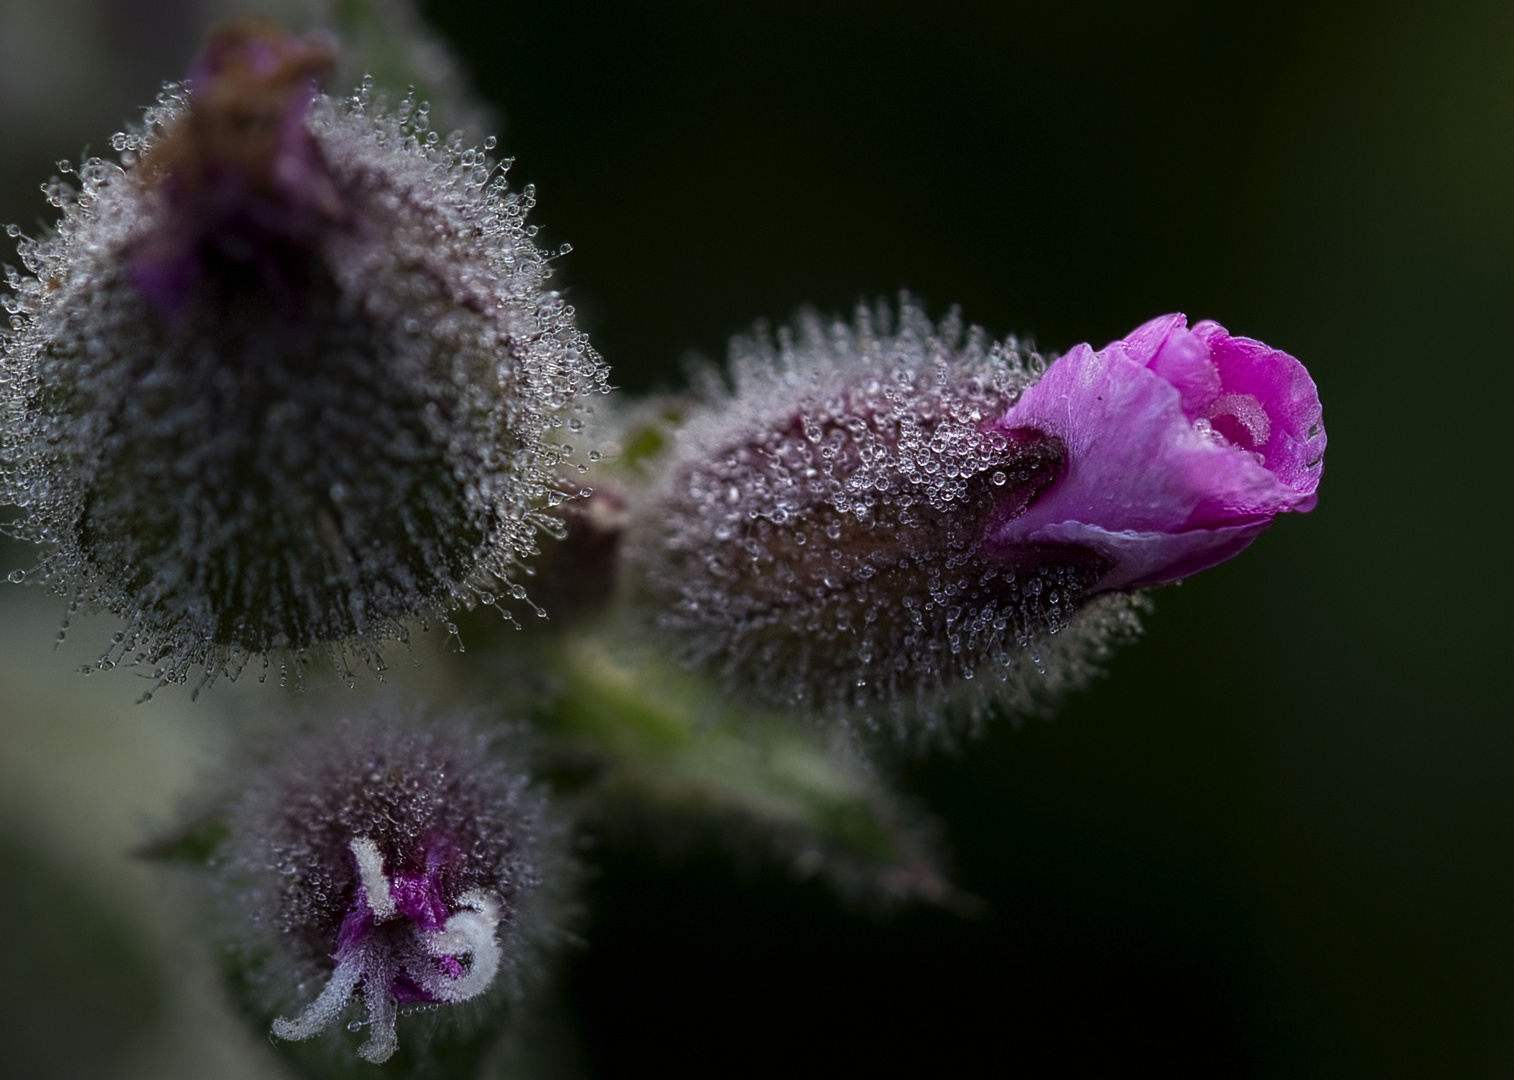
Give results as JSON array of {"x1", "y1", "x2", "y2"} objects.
[{"x1": 2, "y1": 1, "x2": 1511, "y2": 1075}]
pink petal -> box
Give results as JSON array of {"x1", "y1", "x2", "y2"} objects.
[{"x1": 984, "y1": 315, "x2": 1324, "y2": 590}]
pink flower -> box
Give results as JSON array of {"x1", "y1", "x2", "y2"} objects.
[
  {"x1": 985, "y1": 314, "x2": 1325, "y2": 591},
  {"x1": 625, "y1": 302, "x2": 1326, "y2": 733}
]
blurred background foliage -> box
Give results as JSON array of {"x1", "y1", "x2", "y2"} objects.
[{"x1": 1, "y1": 0, "x2": 1510, "y2": 1076}]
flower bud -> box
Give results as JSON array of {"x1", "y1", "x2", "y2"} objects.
[
  {"x1": 1, "y1": 20, "x2": 606, "y2": 682},
  {"x1": 628, "y1": 301, "x2": 1323, "y2": 733},
  {"x1": 206, "y1": 711, "x2": 563, "y2": 1065}
]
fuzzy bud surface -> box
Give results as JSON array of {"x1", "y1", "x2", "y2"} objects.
[{"x1": 0, "y1": 21, "x2": 607, "y2": 682}]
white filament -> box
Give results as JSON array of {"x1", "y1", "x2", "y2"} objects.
[
  {"x1": 356, "y1": 952, "x2": 399, "y2": 1064},
  {"x1": 269, "y1": 843, "x2": 503, "y2": 1063},
  {"x1": 422, "y1": 890, "x2": 502, "y2": 1003},
  {"x1": 271, "y1": 951, "x2": 364, "y2": 1042},
  {"x1": 350, "y1": 836, "x2": 397, "y2": 921}
]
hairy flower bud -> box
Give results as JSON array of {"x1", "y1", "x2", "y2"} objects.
[
  {"x1": 201, "y1": 711, "x2": 563, "y2": 1065},
  {"x1": 628, "y1": 301, "x2": 1323, "y2": 734},
  {"x1": 0, "y1": 21, "x2": 607, "y2": 682}
]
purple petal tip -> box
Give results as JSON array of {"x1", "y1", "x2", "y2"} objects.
[{"x1": 987, "y1": 314, "x2": 1325, "y2": 590}]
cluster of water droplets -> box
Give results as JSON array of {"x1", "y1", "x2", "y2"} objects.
[
  {"x1": 0, "y1": 80, "x2": 609, "y2": 687},
  {"x1": 631, "y1": 299, "x2": 1145, "y2": 740}
]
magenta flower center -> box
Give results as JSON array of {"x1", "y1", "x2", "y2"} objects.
[{"x1": 272, "y1": 836, "x2": 502, "y2": 1063}]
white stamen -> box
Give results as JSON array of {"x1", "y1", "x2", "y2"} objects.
[
  {"x1": 357, "y1": 951, "x2": 399, "y2": 1064},
  {"x1": 422, "y1": 890, "x2": 502, "y2": 1003},
  {"x1": 350, "y1": 836, "x2": 397, "y2": 921},
  {"x1": 270, "y1": 867, "x2": 502, "y2": 1061},
  {"x1": 271, "y1": 950, "x2": 365, "y2": 1042}
]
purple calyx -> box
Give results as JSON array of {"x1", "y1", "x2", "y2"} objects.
[
  {"x1": 128, "y1": 20, "x2": 342, "y2": 318},
  {"x1": 983, "y1": 314, "x2": 1325, "y2": 590}
]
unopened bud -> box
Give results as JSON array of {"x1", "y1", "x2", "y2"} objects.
[{"x1": 1, "y1": 21, "x2": 607, "y2": 682}]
